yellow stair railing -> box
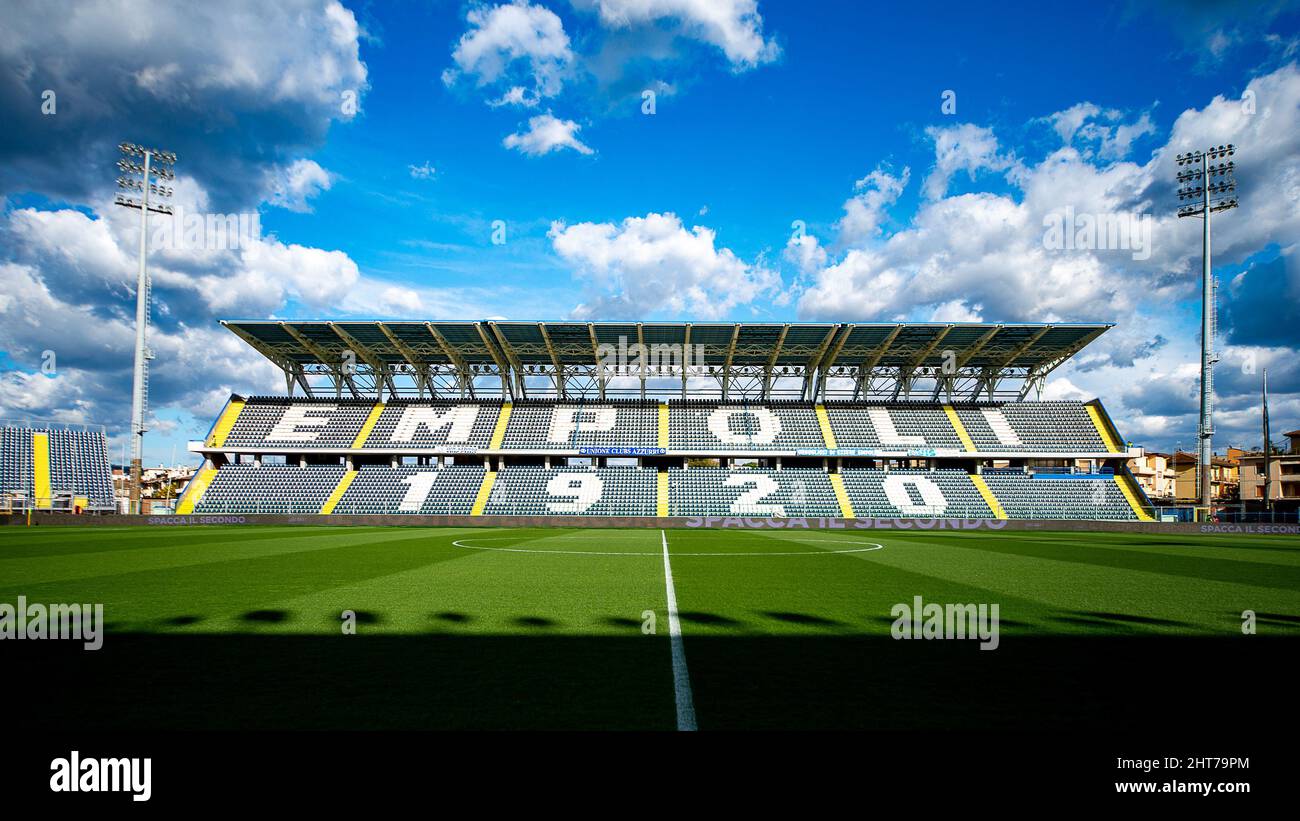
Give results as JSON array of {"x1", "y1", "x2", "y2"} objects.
[
  {"x1": 969, "y1": 474, "x2": 1008, "y2": 519},
  {"x1": 943, "y1": 405, "x2": 977, "y2": 453},
  {"x1": 470, "y1": 471, "x2": 497, "y2": 516},
  {"x1": 815, "y1": 404, "x2": 838, "y2": 449},
  {"x1": 320, "y1": 470, "x2": 358, "y2": 514},
  {"x1": 828, "y1": 473, "x2": 855, "y2": 518}
]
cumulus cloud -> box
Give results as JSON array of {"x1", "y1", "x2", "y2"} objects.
[
  {"x1": 783, "y1": 233, "x2": 827, "y2": 275},
  {"x1": 0, "y1": 172, "x2": 413, "y2": 444},
  {"x1": 573, "y1": 0, "x2": 780, "y2": 69},
  {"x1": 1047, "y1": 103, "x2": 1157, "y2": 160},
  {"x1": 0, "y1": 0, "x2": 367, "y2": 210},
  {"x1": 1048, "y1": 102, "x2": 1104, "y2": 143},
  {"x1": 1223, "y1": 250, "x2": 1300, "y2": 348},
  {"x1": 443, "y1": 1, "x2": 575, "y2": 104},
  {"x1": 549, "y1": 212, "x2": 779, "y2": 319},
  {"x1": 264, "y1": 159, "x2": 334, "y2": 212},
  {"x1": 797, "y1": 63, "x2": 1300, "y2": 451},
  {"x1": 922, "y1": 123, "x2": 1020, "y2": 200},
  {"x1": 928, "y1": 300, "x2": 982, "y2": 323},
  {"x1": 838, "y1": 165, "x2": 910, "y2": 246},
  {"x1": 444, "y1": 0, "x2": 781, "y2": 121},
  {"x1": 503, "y1": 113, "x2": 594, "y2": 155}
]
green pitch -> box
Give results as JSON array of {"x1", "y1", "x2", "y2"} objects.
[{"x1": 3, "y1": 524, "x2": 1299, "y2": 730}]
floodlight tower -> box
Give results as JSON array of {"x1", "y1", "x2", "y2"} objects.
[
  {"x1": 114, "y1": 143, "x2": 176, "y2": 514},
  {"x1": 1176, "y1": 145, "x2": 1237, "y2": 517}
]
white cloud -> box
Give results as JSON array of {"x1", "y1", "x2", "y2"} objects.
[
  {"x1": 574, "y1": 0, "x2": 780, "y2": 69},
  {"x1": 443, "y1": 1, "x2": 574, "y2": 102},
  {"x1": 1049, "y1": 102, "x2": 1104, "y2": 143},
  {"x1": 264, "y1": 159, "x2": 333, "y2": 212},
  {"x1": 488, "y1": 86, "x2": 541, "y2": 108},
  {"x1": 408, "y1": 162, "x2": 437, "y2": 180},
  {"x1": 838, "y1": 165, "x2": 910, "y2": 246},
  {"x1": 0, "y1": 0, "x2": 368, "y2": 207},
  {"x1": 549, "y1": 211, "x2": 779, "y2": 318},
  {"x1": 802, "y1": 66, "x2": 1300, "y2": 329},
  {"x1": 783, "y1": 233, "x2": 826, "y2": 274},
  {"x1": 928, "y1": 299, "x2": 982, "y2": 323},
  {"x1": 503, "y1": 113, "x2": 594, "y2": 155},
  {"x1": 1049, "y1": 104, "x2": 1157, "y2": 160},
  {"x1": 797, "y1": 63, "x2": 1300, "y2": 451},
  {"x1": 0, "y1": 175, "x2": 459, "y2": 441},
  {"x1": 922, "y1": 123, "x2": 1019, "y2": 200}
]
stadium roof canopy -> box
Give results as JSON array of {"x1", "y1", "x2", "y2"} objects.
[{"x1": 222, "y1": 319, "x2": 1111, "y2": 402}]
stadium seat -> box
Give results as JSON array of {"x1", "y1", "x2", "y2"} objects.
[
  {"x1": 0, "y1": 424, "x2": 114, "y2": 508},
  {"x1": 669, "y1": 402, "x2": 827, "y2": 451},
  {"x1": 668, "y1": 467, "x2": 841, "y2": 517},
  {"x1": 221, "y1": 397, "x2": 374, "y2": 448},
  {"x1": 954, "y1": 402, "x2": 1108, "y2": 452},
  {"x1": 362, "y1": 401, "x2": 500, "y2": 450},
  {"x1": 824, "y1": 404, "x2": 964, "y2": 450},
  {"x1": 980, "y1": 472, "x2": 1137, "y2": 519},
  {"x1": 499, "y1": 402, "x2": 658, "y2": 450},
  {"x1": 484, "y1": 466, "x2": 657, "y2": 515},
  {"x1": 179, "y1": 396, "x2": 1140, "y2": 521},
  {"x1": 333, "y1": 465, "x2": 486, "y2": 514},
  {"x1": 195, "y1": 465, "x2": 347, "y2": 514},
  {"x1": 839, "y1": 468, "x2": 994, "y2": 518}
]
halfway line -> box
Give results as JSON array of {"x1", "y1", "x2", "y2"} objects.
[{"x1": 661, "y1": 529, "x2": 697, "y2": 731}]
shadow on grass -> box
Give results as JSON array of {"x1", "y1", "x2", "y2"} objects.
[
  {"x1": 1255, "y1": 611, "x2": 1300, "y2": 624},
  {"x1": 760, "y1": 611, "x2": 844, "y2": 627},
  {"x1": 679, "y1": 611, "x2": 742, "y2": 626},
  {"x1": 1077, "y1": 611, "x2": 1190, "y2": 627},
  {"x1": 601, "y1": 616, "x2": 643, "y2": 629},
  {"x1": 431, "y1": 612, "x2": 473, "y2": 624},
  {"x1": 6, "y1": 633, "x2": 1296, "y2": 731},
  {"x1": 511, "y1": 616, "x2": 557, "y2": 628}
]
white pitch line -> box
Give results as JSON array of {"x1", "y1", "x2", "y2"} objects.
[
  {"x1": 450, "y1": 537, "x2": 884, "y2": 557},
  {"x1": 661, "y1": 529, "x2": 697, "y2": 732}
]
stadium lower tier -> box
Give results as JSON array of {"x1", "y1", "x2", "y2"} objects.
[
  {"x1": 203, "y1": 396, "x2": 1126, "y2": 455},
  {"x1": 0, "y1": 424, "x2": 114, "y2": 510},
  {"x1": 184, "y1": 465, "x2": 1150, "y2": 520}
]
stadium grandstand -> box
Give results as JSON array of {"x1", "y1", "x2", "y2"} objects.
[
  {"x1": 173, "y1": 320, "x2": 1157, "y2": 521},
  {"x1": 0, "y1": 420, "x2": 115, "y2": 513}
]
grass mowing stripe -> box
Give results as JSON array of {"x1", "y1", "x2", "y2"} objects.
[
  {"x1": 0, "y1": 527, "x2": 483, "y2": 588},
  {"x1": 661, "y1": 529, "x2": 697, "y2": 731}
]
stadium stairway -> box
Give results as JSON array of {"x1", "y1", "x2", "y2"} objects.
[
  {"x1": 352, "y1": 405, "x2": 385, "y2": 448},
  {"x1": 969, "y1": 474, "x2": 1008, "y2": 519},
  {"x1": 175, "y1": 464, "x2": 218, "y2": 514},
  {"x1": 942, "y1": 405, "x2": 977, "y2": 453},
  {"x1": 470, "y1": 471, "x2": 497, "y2": 516},
  {"x1": 205, "y1": 397, "x2": 245, "y2": 448},
  {"x1": 32, "y1": 432, "x2": 52, "y2": 509},
  {"x1": 320, "y1": 470, "x2": 358, "y2": 514},
  {"x1": 1115, "y1": 468, "x2": 1157, "y2": 521}
]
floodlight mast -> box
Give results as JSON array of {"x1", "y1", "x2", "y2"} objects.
[
  {"x1": 114, "y1": 142, "x2": 176, "y2": 514},
  {"x1": 1176, "y1": 145, "x2": 1237, "y2": 518}
]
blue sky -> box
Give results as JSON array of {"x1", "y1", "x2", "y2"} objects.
[{"x1": 1, "y1": 0, "x2": 1298, "y2": 464}]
